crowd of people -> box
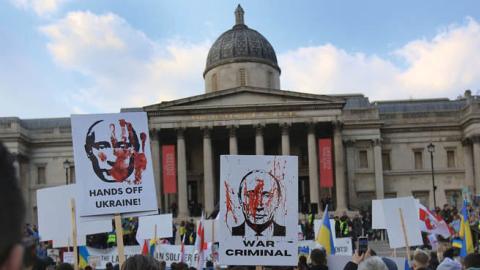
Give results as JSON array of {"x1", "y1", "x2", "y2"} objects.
[{"x1": 4, "y1": 140, "x2": 480, "y2": 270}]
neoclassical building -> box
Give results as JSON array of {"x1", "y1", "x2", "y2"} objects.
[{"x1": 2, "y1": 6, "x2": 480, "y2": 222}]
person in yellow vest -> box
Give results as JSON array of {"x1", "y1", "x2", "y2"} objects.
[{"x1": 107, "y1": 231, "x2": 116, "y2": 247}]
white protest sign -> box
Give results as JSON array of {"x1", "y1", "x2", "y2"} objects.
[
  {"x1": 37, "y1": 184, "x2": 112, "y2": 247},
  {"x1": 314, "y1": 219, "x2": 337, "y2": 239},
  {"x1": 334, "y1": 238, "x2": 352, "y2": 256},
  {"x1": 63, "y1": 245, "x2": 212, "y2": 269},
  {"x1": 202, "y1": 219, "x2": 220, "y2": 243},
  {"x1": 136, "y1": 214, "x2": 173, "y2": 241},
  {"x1": 382, "y1": 196, "x2": 423, "y2": 248},
  {"x1": 71, "y1": 112, "x2": 158, "y2": 217},
  {"x1": 372, "y1": 199, "x2": 386, "y2": 229},
  {"x1": 218, "y1": 155, "x2": 298, "y2": 266}
]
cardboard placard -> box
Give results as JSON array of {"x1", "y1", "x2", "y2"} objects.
[
  {"x1": 71, "y1": 112, "x2": 158, "y2": 217},
  {"x1": 136, "y1": 214, "x2": 173, "y2": 241},
  {"x1": 218, "y1": 155, "x2": 298, "y2": 266}
]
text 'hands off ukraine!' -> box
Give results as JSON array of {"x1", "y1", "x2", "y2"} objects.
[{"x1": 89, "y1": 187, "x2": 143, "y2": 208}]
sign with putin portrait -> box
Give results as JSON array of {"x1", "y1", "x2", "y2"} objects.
[
  {"x1": 218, "y1": 155, "x2": 298, "y2": 266},
  {"x1": 71, "y1": 112, "x2": 157, "y2": 217}
]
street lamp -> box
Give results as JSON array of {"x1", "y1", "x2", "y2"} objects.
[
  {"x1": 427, "y1": 143, "x2": 437, "y2": 209},
  {"x1": 63, "y1": 159, "x2": 71, "y2": 185}
]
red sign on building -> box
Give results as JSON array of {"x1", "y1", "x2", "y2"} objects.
[
  {"x1": 318, "y1": 138, "x2": 333, "y2": 188},
  {"x1": 162, "y1": 145, "x2": 177, "y2": 194}
]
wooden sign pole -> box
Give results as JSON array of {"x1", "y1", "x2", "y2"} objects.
[
  {"x1": 154, "y1": 224, "x2": 158, "y2": 253},
  {"x1": 114, "y1": 214, "x2": 126, "y2": 267},
  {"x1": 212, "y1": 220, "x2": 215, "y2": 243},
  {"x1": 70, "y1": 198, "x2": 79, "y2": 270},
  {"x1": 398, "y1": 208, "x2": 411, "y2": 261}
]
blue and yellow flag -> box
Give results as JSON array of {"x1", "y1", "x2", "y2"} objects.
[
  {"x1": 149, "y1": 238, "x2": 156, "y2": 256},
  {"x1": 315, "y1": 205, "x2": 335, "y2": 255},
  {"x1": 459, "y1": 200, "x2": 474, "y2": 257},
  {"x1": 78, "y1": 246, "x2": 89, "y2": 269}
]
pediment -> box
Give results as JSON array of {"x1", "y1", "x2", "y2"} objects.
[{"x1": 144, "y1": 87, "x2": 345, "y2": 112}]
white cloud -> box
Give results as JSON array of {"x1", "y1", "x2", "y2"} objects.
[
  {"x1": 11, "y1": 0, "x2": 68, "y2": 16},
  {"x1": 40, "y1": 12, "x2": 480, "y2": 115},
  {"x1": 40, "y1": 11, "x2": 209, "y2": 113},
  {"x1": 280, "y1": 17, "x2": 480, "y2": 100}
]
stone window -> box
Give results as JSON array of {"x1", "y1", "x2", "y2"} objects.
[
  {"x1": 445, "y1": 189, "x2": 461, "y2": 209},
  {"x1": 412, "y1": 191, "x2": 429, "y2": 207},
  {"x1": 212, "y1": 73, "x2": 218, "y2": 91},
  {"x1": 239, "y1": 68, "x2": 246, "y2": 86},
  {"x1": 414, "y1": 151, "x2": 423, "y2": 170},
  {"x1": 359, "y1": 150, "x2": 368, "y2": 168},
  {"x1": 382, "y1": 151, "x2": 391, "y2": 171},
  {"x1": 69, "y1": 165, "x2": 76, "y2": 183},
  {"x1": 37, "y1": 165, "x2": 46, "y2": 185},
  {"x1": 447, "y1": 150, "x2": 456, "y2": 168}
]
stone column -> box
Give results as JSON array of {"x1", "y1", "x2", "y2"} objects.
[
  {"x1": 307, "y1": 123, "x2": 320, "y2": 206},
  {"x1": 150, "y1": 130, "x2": 162, "y2": 209},
  {"x1": 229, "y1": 126, "x2": 238, "y2": 155},
  {"x1": 345, "y1": 140, "x2": 356, "y2": 208},
  {"x1": 281, "y1": 124, "x2": 290, "y2": 155},
  {"x1": 333, "y1": 122, "x2": 347, "y2": 211},
  {"x1": 373, "y1": 139, "x2": 384, "y2": 199},
  {"x1": 463, "y1": 139, "x2": 475, "y2": 192},
  {"x1": 176, "y1": 129, "x2": 188, "y2": 217},
  {"x1": 472, "y1": 136, "x2": 480, "y2": 193},
  {"x1": 203, "y1": 128, "x2": 215, "y2": 216},
  {"x1": 255, "y1": 125, "x2": 264, "y2": 155}
]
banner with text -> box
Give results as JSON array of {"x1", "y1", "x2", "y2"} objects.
[
  {"x1": 162, "y1": 145, "x2": 177, "y2": 194},
  {"x1": 219, "y1": 155, "x2": 298, "y2": 266},
  {"x1": 318, "y1": 138, "x2": 333, "y2": 188},
  {"x1": 71, "y1": 113, "x2": 158, "y2": 217}
]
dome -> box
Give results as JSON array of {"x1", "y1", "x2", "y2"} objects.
[{"x1": 204, "y1": 5, "x2": 281, "y2": 77}]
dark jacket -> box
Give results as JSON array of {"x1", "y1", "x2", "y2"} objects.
[
  {"x1": 310, "y1": 265, "x2": 328, "y2": 270},
  {"x1": 343, "y1": 262, "x2": 358, "y2": 270},
  {"x1": 231, "y1": 222, "x2": 285, "y2": 236}
]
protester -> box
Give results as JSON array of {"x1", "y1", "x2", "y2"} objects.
[
  {"x1": 380, "y1": 258, "x2": 398, "y2": 270},
  {"x1": 121, "y1": 255, "x2": 161, "y2": 270},
  {"x1": 0, "y1": 142, "x2": 26, "y2": 270},
  {"x1": 437, "y1": 247, "x2": 462, "y2": 270},
  {"x1": 56, "y1": 263, "x2": 74, "y2": 270},
  {"x1": 343, "y1": 249, "x2": 371, "y2": 270},
  {"x1": 309, "y1": 248, "x2": 328, "y2": 270},
  {"x1": 411, "y1": 249, "x2": 430, "y2": 270},
  {"x1": 463, "y1": 253, "x2": 480, "y2": 269},
  {"x1": 105, "y1": 262, "x2": 114, "y2": 270},
  {"x1": 358, "y1": 256, "x2": 388, "y2": 270}
]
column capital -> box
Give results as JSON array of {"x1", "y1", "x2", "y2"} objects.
[
  {"x1": 471, "y1": 135, "x2": 480, "y2": 144},
  {"x1": 203, "y1": 126, "x2": 212, "y2": 138},
  {"x1": 307, "y1": 122, "x2": 316, "y2": 133},
  {"x1": 372, "y1": 138, "x2": 382, "y2": 146},
  {"x1": 228, "y1": 125, "x2": 238, "y2": 137},
  {"x1": 255, "y1": 124, "x2": 264, "y2": 135},
  {"x1": 332, "y1": 120, "x2": 344, "y2": 130},
  {"x1": 344, "y1": 139, "x2": 356, "y2": 147},
  {"x1": 281, "y1": 123, "x2": 290, "y2": 135},
  {"x1": 177, "y1": 128, "x2": 185, "y2": 139},
  {"x1": 149, "y1": 129, "x2": 160, "y2": 141},
  {"x1": 462, "y1": 137, "x2": 473, "y2": 146}
]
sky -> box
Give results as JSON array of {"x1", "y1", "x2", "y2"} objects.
[{"x1": 2, "y1": 0, "x2": 480, "y2": 118}]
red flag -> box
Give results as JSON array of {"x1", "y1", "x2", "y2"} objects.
[
  {"x1": 195, "y1": 214, "x2": 207, "y2": 269},
  {"x1": 141, "y1": 239, "x2": 149, "y2": 256}
]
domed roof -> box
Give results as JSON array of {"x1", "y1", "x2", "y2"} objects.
[{"x1": 204, "y1": 5, "x2": 280, "y2": 77}]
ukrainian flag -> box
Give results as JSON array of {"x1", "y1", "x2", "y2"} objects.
[
  {"x1": 78, "y1": 246, "x2": 89, "y2": 268},
  {"x1": 459, "y1": 200, "x2": 474, "y2": 257},
  {"x1": 316, "y1": 205, "x2": 335, "y2": 255},
  {"x1": 149, "y1": 238, "x2": 156, "y2": 256}
]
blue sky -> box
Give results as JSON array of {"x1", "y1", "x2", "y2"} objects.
[{"x1": 2, "y1": 0, "x2": 480, "y2": 118}]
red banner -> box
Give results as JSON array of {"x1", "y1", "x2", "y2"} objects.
[
  {"x1": 318, "y1": 138, "x2": 333, "y2": 188},
  {"x1": 162, "y1": 145, "x2": 177, "y2": 194}
]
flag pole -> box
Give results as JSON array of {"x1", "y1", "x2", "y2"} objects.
[
  {"x1": 70, "y1": 198, "x2": 79, "y2": 270},
  {"x1": 114, "y1": 214, "x2": 126, "y2": 267},
  {"x1": 399, "y1": 208, "x2": 411, "y2": 260}
]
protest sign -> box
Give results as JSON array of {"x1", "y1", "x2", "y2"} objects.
[
  {"x1": 71, "y1": 112, "x2": 157, "y2": 217},
  {"x1": 372, "y1": 199, "x2": 386, "y2": 229},
  {"x1": 334, "y1": 238, "x2": 352, "y2": 256},
  {"x1": 313, "y1": 219, "x2": 337, "y2": 239},
  {"x1": 382, "y1": 196, "x2": 423, "y2": 248},
  {"x1": 37, "y1": 185, "x2": 112, "y2": 248},
  {"x1": 202, "y1": 219, "x2": 220, "y2": 243},
  {"x1": 64, "y1": 245, "x2": 212, "y2": 269},
  {"x1": 136, "y1": 214, "x2": 173, "y2": 242},
  {"x1": 218, "y1": 155, "x2": 298, "y2": 266}
]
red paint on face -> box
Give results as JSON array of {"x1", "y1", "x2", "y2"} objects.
[
  {"x1": 110, "y1": 148, "x2": 130, "y2": 182},
  {"x1": 98, "y1": 152, "x2": 107, "y2": 162},
  {"x1": 224, "y1": 181, "x2": 238, "y2": 223},
  {"x1": 244, "y1": 179, "x2": 265, "y2": 222},
  {"x1": 132, "y1": 132, "x2": 147, "y2": 184}
]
